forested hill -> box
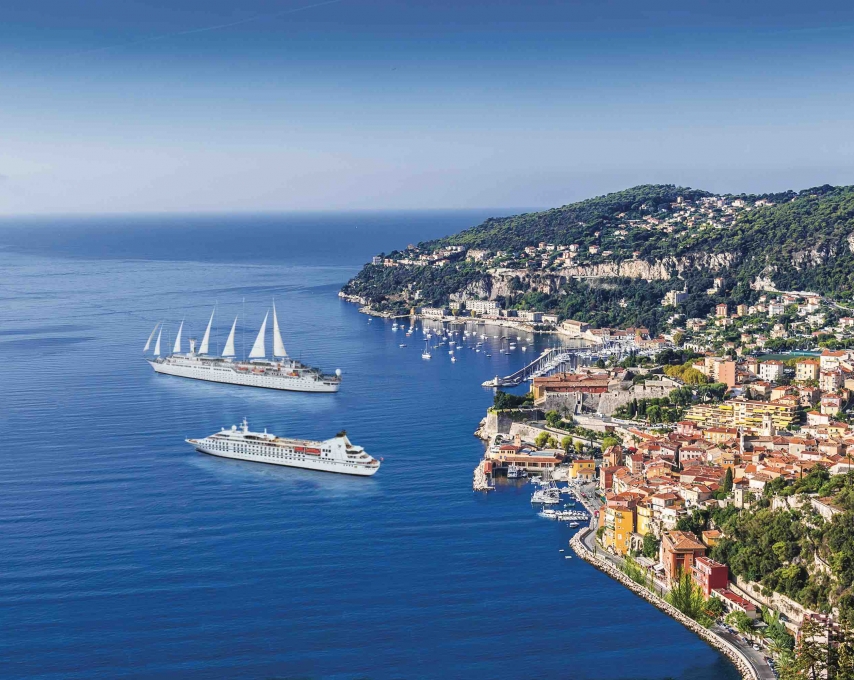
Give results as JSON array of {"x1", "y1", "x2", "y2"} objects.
[{"x1": 341, "y1": 183, "x2": 854, "y2": 332}]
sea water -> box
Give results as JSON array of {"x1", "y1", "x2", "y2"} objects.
[{"x1": 0, "y1": 213, "x2": 738, "y2": 679}]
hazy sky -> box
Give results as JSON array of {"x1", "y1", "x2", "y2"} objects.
[{"x1": 2, "y1": 0, "x2": 854, "y2": 214}]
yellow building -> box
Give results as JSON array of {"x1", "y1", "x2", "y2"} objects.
[
  {"x1": 636, "y1": 501, "x2": 654, "y2": 537},
  {"x1": 568, "y1": 459, "x2": 596, "y2": 481},
  {"x1": 604, "y1": 506, "x2": 636, "y2": 555},
  {"x1": 686, "y1": 398, "x2": 797, "y2": 433}
]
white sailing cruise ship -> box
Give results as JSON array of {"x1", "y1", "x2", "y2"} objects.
[
  {"x1": 144, "y1": 304, "x2": 341, "y2": 393},
  {"x1": 187, "y1": 419, "x2": 380, "y2": 476}
]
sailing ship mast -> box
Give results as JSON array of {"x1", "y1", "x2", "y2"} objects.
[
  {"x1": 198, "y1": 307, "x2": 215, "y2": 355},
  {"x1": 273, "y1": 303, "x2": 287, "y2": 359},
  {"x1": 223, "y1": 316, "x2": 238, "y2": 357},
  {"x1": 248, "y1": 312, "x2": 268, "y2": 359}
]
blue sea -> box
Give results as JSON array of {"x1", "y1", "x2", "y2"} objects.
[{"x1": 0, "y1": 213, "x2": 738, "y2": 680}]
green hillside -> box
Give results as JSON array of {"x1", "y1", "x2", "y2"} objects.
[{"x1": 342, "y1": 184, "x2": 854, "y2": 332}]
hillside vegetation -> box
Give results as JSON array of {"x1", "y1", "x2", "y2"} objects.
[{"x1": 342, "y1": 184, "x2": 854, "y2": 332}]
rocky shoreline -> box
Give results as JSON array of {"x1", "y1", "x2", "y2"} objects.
[{"x1": 569, "y1": 527, "x2": 759, "y2": 680}]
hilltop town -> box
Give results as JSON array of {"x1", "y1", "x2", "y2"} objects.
[{"x1": 341, "y1": 184, "x2": 854, "y2": 334}]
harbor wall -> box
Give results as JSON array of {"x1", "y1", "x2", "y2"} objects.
[{"x1": 569, "y1": 529, "x2": 759, "y2": 680}]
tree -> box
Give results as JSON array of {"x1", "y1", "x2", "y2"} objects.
[
  {"x1": 726, "y1": 611, "x2": 755, "y2": 638},
  {"x1": 534, "y1": 431, "x2": 551, "y2": 449},
  {"x1": 602, "y1": 435, "x2": 619, "y2": 449},
  {"x1": 723, "y1": 468, "x2": 734, "y2": 494},
  {"x1": 561, "y1": 436, "x2": 572, "y2": 453},
  {"x1": 642, "y1": 533, "x2": 660, "y2": 559},
  {"x1": 668, "y1": 572, "x2": 711, "y2": 626},
  {"x1": 545, "y1": 410, "x2": 562, "y2": 427},
  {"x1": 574, "y1": 440, "x2": 584, "y2": 455},
  {"x1": 703, "y1": 596, "x2": 726, "y2": 620},
  {"x1": 779, "y1": 616, "x2": 828, "y2": 680}
]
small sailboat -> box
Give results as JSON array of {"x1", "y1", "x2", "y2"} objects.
[
  {"x1": 451, "y1": 356, "x2": 457, "y2": 363},
  {"x1": 421, "y1": 339, "x2": 432, "y2": 360}
]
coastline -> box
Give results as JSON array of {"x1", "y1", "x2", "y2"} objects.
[
  {"x1": 569, "y1": 496, "x2": 760, "y2": 680},
  {"x1": 337, "y1": 291, "x2": 579, "y2": 336}
]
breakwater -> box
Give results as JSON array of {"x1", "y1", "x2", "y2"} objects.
[{"x1": 569, "y1": 528, "x2": 759, "y2": 680}]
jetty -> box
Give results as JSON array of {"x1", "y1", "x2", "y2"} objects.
[
  {"x1": 481, "y1": 339, "x2": 648, "y2": 388},
  {"x1": 473, "y1": 460, "x2": 495, "y2": 491}
]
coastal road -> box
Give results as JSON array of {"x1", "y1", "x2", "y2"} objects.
[
  {"x1": 712, "y1": 625, "x2": 777, "y2": 680},
  {"x1": 571, "y1": 486, "x2": 777, "y2": 680}
]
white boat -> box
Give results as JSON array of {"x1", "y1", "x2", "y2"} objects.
[
  {"x1": 451, "y1": 356, "x2": 457, "y2": 363},
  {"x1": 145, "y1": 304, "x2": 341, "y2": 393},
  {"x1": 531, "y1": 487, "x2": 561, "y2": 504},
  {"x1": 400, "y1": 343, "x2": 407, "y2": 348},
  {"x1": 569, "y1": 521, "x2": 580, "y2": 528},
  {"x1": 422, "y1": 339, "x2": 432, "y2": 359},
  {"x1": 187, "y1": 419, "x2": 380, "y2": 476},
  {"x1": 507, "y1": 463, "x2": 528, "y2": 479}
]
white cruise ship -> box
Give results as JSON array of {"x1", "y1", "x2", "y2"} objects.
[
  {"x1": 144, "y1": 304, "x2": 341, "y2": 393},
  {"x1": 187, "y1": 419, "x2": 380, "y2": 476}
]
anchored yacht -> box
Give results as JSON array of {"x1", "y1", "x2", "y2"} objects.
[
  {"x1": 187, "y1": 419, "x2": 380, "y2": 476},
  {"x1": 144, "y1": 304, "x2": 341, "y2": 393}
]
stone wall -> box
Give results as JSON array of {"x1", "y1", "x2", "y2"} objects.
[
  {"x1": 570, "y1": 529, "x2": 759, "y2": 680},
  {"x1": 731, "y1": 575, "x2": 812, "y2": 630}
]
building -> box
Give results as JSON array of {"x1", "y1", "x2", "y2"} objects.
[
  {"x1": 531, "y1": 372, "x2": 611, "y2": 401},
  {"x1": 819, "y1": 350, "x2": 850, "y2": 371},
  {"x1": 716, "y1": 303, "x2": 728, "y2": 318},
  {"x1": 603, "y1": 494, "x2": 638, "y2": 556},
  {"x1": 713, "y1": 589, "x2": 758, "y2": 619},
  {"x1": 560, "y1": 319, "x2": 590, "y2": 337},
  {"x1": 710, "y1": 359, "x2": 737, "y2": 388},
  {"x1": 568, "y1": 459, "x2": 596, "y2": 481},
  {"x1": 820, "y1": 370, "x2": 844, "y2": 393},
  {"x1": 466, "y1": 299, "x2": 502, "y2": 316},
  {"x1": 371, "y1": 255, "x2": 383, "y2": 265},
  {"x1": 692, "y1": 556, "x2": 729, "y2": 598},
  {"x1": 759, "y1": 360, "x2": 785, "y2": 382},
  {"x1": 663, "y1": 289, "x2": 688, "y2": 306},
  {"x1": 686, "y1": 398, "x2": 798, "y2": 433},
  {"x1": 795, "y1": 358, "x2": 820, "y2": 382},
  {"x1": 660, "y1": 531, "x2": 707, "y2": 583}
]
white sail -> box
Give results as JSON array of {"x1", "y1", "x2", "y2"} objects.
[
  {"x1": 172, "y1": 320, "x2": 184, "y2": 355},
  {"x1": 248, "y1": 312, "x2": 268, "y2": 359},
  {"x1": 198, "y1": 308, "x2": 215, "y2": 355},
  {"x1": 153, "y1": 327, "x2": 163, "y2": 356},
  {"x1": 223, "y1": 316, "x2": 238, "y2": 357},
  {"x1": 143, "y1": 323, "x2": 159, "y2": 352},
  {"x1": 273, "y1": 304, "x2": 287, "y2": 358}
]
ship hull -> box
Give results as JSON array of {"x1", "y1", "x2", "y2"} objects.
[
  {"x1": 191, "y1": 442, "x2": 379, "y2": 476},
  {"x1": 148, "y1": 359, "x2": 340, "y2": 393}
]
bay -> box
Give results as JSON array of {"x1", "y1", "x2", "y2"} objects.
[{"x1": 0, "y1": 213, "x2": 738, "y2": 679}]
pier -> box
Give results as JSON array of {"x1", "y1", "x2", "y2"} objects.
[{"x1": 481, "y1": 340, "x2": 638, "y2": 388}]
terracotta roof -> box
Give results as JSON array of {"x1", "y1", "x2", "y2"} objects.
[{"x1": 663, "y1": 531, "x2": 706, "y2": 552}]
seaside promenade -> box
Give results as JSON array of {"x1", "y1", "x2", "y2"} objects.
[{"x1": 571, "y1": 492, "x2": 774, "y2": 680}]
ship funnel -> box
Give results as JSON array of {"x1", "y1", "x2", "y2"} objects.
[{"x1": 189, "y1": 338, "x2": 197, "y2": 354}]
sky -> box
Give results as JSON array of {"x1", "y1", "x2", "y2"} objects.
[{"x1": 2, "y1": 0, "x2": 854, "y2": 214}]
